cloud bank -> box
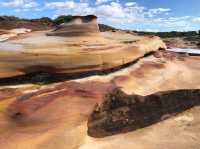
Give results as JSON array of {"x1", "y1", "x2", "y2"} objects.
[{"x1": 0, "y1": 0, "x2": 200, "y2": 31}]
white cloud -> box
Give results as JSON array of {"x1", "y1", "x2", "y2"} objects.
[
  {"x1": 147, "y1": 8, "x2": 171, "y2": 17},
  {"x1": 44, "y1": 1, "x2": 200, "y2": 31},
  {"x1": 46, "y1": 1, "x2": 147, "y2": 24},
  {"x1": 146, "y1": 16, "x2": 200, "y2": 31},
  {"x1": 192, "y1": 17, "x2": 200, "y2": 23},
  {"x1": 46, "y1": 1, "x2": 76, "y2": 9},
  {"x1": 45, "y1": 1, "x2": 173, "y2": 27},
  {"x1": 96, "y1": 0, "x2": 113, "y2": 5},
  {"x1": 45, "y1": 1, "x2": 93, "y2": 18},
  {"x1": 1, "y1": 0, "x2": 196, "y2": 31},
  {"x1": 125, "y1": 2, "x2": 137, "y2": 7},
  {"x1": 1, "y1": 0, "x2": 38, "y2": 9},
  {"x1": 95, "y1": 2, "x2": 125, "y2": 18}
]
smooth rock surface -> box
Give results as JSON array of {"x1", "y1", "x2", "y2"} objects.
[{"x1": 0, "y1": 31, "x2": 166, "y2": 78}]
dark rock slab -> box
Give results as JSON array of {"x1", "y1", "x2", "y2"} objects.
[{"x1": 88, "y1": 89, "x2": 200, "y2": 138}]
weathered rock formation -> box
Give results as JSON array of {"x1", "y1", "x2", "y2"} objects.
[
  {"x1": 0, "y1": 51, "x2": 200, "y2": 149},
  {"x1": 0, "y1": 16, "x2": 200, "y2": 149},
  {"x1": 46, "y1": 15, "x2": 100, "y2": 36},
  {"x1": 0, "y1": 28, "x2": 31, "y2": 42},
  {"x1": 0, "y1": 29, "x2": 166, "y2": 79},
  {"x1": 88, "y1": 89, "x2": 200, "y2": 138}
]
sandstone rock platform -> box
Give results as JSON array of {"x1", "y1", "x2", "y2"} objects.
[
  {"x1": 0, "y1": 30, "x2": 166, "y2": 78},
  {"x1": 0, "y1": 51, "x2": 199, "y2": 149},
  {"x1": 0, "y1": 15, "x2": 199, "y2": 149}
]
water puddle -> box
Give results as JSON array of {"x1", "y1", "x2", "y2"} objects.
[{"x1": 167, "y1": 48, "x2": 200, "y2": 55}]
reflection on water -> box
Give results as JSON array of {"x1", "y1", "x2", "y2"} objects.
[{"x1": 167, "y1": 48, "x2": 200, "y2": 54}]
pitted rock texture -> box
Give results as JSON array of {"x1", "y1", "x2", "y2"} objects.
[{"x1": 88, "y1": 89, "x2": 200, "y2": 138}]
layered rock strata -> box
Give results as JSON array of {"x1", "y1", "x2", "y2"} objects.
[
  {"x1": 0, "y1": 52, "x2": 200, "y2": 148},
  {"x1": 0, "y1": 30, "x2": 166, "y2": 79},
  {"x1": 47, "y1": 15, "x2": 100, "y2": 36}
]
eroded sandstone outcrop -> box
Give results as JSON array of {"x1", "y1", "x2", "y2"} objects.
[
  {"x1": 0, "y1": 14, "x2": 200, "y2": 148},
  {"x1": 88, "y1": 89, "x2": 200, "y2": 138},
  {"x1": 46, "y1": 15, "x2": 100, "y2": 36},
  {"x1": 0, "y1": 28, "x2": 31, "y2": 41},
  {"x1": 0, "y1": 51, "x2": 199, "y2": 149},
  {"x1": 0, "y1": 27, "x2": 166, "y2": 79}
]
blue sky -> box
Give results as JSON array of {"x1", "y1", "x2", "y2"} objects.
[{"x1": 0, "y1": 0, "x2": 200, "y2": 32}]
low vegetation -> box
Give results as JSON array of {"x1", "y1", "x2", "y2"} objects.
[
  {"x1": 0, "y1": 15, "x2": 22, "y2": 21},
  {"x1": 134, "y1": 30, "x2": 200, "y2": 48},
  {"x1": 134, "y1": 30, "x2": 199, "y2": 38},
  {"x1": 0, "y1": 15, "x2": 199, "y2": 48},
  {"x1": 53, "y1": 15, "x2": 74, "y2": 25},
  {"x1": 98, "y1": 24, "x2": 116, "y2": 32},
  {"x1": 0, "y1": 15, "x2": 117, "y2": 32}
]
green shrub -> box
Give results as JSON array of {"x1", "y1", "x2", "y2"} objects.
[
  {"x1": 53, "y1": 15, "x2": 74, "y2": 25},
  {"x1": 0, "y1": 15, "x2": 20, "y2": 21},
  {"x1": 98, "y1": 24, "x2": 116, "y2": 32},
  {"x1": 133, "y1": 30, "x2": 199, "y2": 38}
]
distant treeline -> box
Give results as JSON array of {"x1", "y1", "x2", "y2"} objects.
[
  {"x1": 0, "y1": 15, "x2": 72, "y2": 24},
  {"x1": 0, "y1": 15, "x2": 53, "y2": 23},
  {"x1": 134, "y1": 30, "x2": 200, "y2": 38},
  {"x1": 0, "y1": 15, "x2": 200, "y2": 37},
  {"x1": 0, "y1": 15, "x2": 116, "y2": 32}
]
